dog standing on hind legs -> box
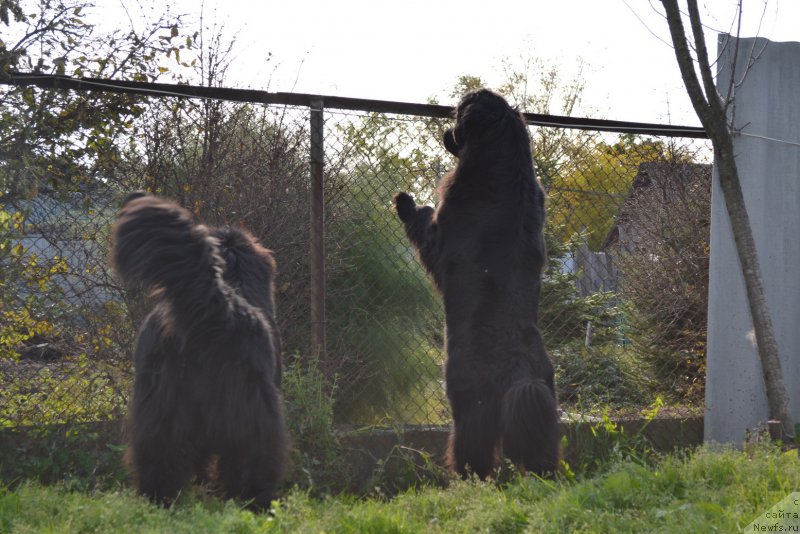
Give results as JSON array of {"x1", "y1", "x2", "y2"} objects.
[
  {"x1": 395, "y1": 89, "x2": 560, "y2": 479},
  {"x1": 112, "y1": 192, "x2": 287, "y2": 510}
]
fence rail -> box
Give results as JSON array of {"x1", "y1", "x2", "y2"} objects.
[{"x1": 3, "y1": 72, "x2": 708, "y2": 136}]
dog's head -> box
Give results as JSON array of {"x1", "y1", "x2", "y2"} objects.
[
  {"x1": 120, "y1": 190, "x2": 150, "y2": 207},
  {"x1": 443, "y1": 89, "x2": 527, "y2": 157},
  {"x1": 211, "y1": 227, "x2": 277, "y2": 318}
]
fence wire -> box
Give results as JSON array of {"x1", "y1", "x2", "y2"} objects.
[{"x1": 0, "y1": 87, "x2": 712, "y2": 430}]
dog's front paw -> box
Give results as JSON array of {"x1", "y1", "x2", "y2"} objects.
[{"x1": 394, "y1": 192, "x2": 417, "y2": 223}]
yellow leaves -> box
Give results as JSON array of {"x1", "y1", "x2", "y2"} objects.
[
  {"x1": 90, "y1": 322, "x2": 115, "y2": 354},
  {"x1": 0, "y1": 361, "x2": 127, "y2": 426},
  {"x1": 549, "y1": 137, "x2": 694, "y2": 250},
  {"x1": 11, "y1": 211, "x2": 24, "y2": 231},
  {"x1": 48, "y1": 256, "x2": 68, "y2": 276},
  {"x1": 0, "y1": 308, "x2": 57, "y2": 361},
  {"x1": 641, "y1": 396, "x2": 665, "y2": 421}
]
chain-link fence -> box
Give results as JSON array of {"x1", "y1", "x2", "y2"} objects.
[{"x1": 0, "y1": 78, "x2": 712, "y2": 433}]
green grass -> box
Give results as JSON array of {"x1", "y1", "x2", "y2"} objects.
[{"x1": 2, "y1": 443, "x2": 798, "y2": 533}]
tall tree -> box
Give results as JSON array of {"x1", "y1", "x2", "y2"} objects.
[{"x1": 660, "y1": 0, "x2": 793, "y2": 439}]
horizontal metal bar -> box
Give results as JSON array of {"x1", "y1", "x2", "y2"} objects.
[{"x1": 1, "y1": 72, "x2": 708, "y2": 138}]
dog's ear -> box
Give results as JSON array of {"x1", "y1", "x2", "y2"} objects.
[{"x1": 443, "y1": 128, "x2": 460, "y2": 157}]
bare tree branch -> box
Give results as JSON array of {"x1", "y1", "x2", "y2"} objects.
[
  {"x1": 661, "y1": 1, "x2": 711, "y2": 124},
  {"x1": 687, "y1": 0, "x2": 725, "y2": 119}
]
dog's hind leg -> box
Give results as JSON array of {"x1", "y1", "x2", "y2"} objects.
[
  {"x1": 217, "y1": 439, "x2": 285, "y2": 511},
  {"x1": 130, "y1": 432, "x2": 193, "y2": 506},
  {"x1": 446, "y1": 390, "x2": 501, "y2": 480},
  {"x1": 501, "y1": 379, "x2": 560, "y2": 475},
  {"x1": 217, "y1": 393, "x2": 288, "y2": 511},
  {"x1": 128, "y1": 334, "x2": 195, "y2": 505}
]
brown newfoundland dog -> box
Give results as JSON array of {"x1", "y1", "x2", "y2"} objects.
[
  {"x1": 395, "y1": 89, "x2": 559, "y2": 478},
  {"x1": 112, "y1": 192, "x2": 287, "y2": 510}
]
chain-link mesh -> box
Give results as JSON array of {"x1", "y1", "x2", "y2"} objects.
[
  {"x1": 0, "y1": 87, "x2": 712, "y2": 431},
  {"x1": 322, "y1": 110, "x2": 450, "y2": 424}
]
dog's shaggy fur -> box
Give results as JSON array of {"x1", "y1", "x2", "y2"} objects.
[
  {"x1": 395, "y1": 89, "x2": 560, "y2": 478},
  {"x1": 112, "y1": 192, "x2": 287, "y2": 510}
]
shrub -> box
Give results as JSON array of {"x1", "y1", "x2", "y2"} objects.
[
  {"x1": 0, "y1": 423, "x2": 127, "y2": 491},
  {"x1": 552, "y1": 343, "x2": 653, "y2": 408},
  {"x1": 325, "y1": 194, "x2": 443, "y2": 423},
  {"x1": 281, "y1": 355, "x2": 348, "y2": 495},
  {"x1": 612, "y1": 162, "x2": 711, "y2": 401},
  {"x1": 539, "y1": 226, "x2": 623, "y2": 351}
]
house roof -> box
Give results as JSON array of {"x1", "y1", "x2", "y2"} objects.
[{"x1": 603, "y1": 161, "x2": 711, "y2": 249}]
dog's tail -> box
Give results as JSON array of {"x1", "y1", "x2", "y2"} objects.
[
  {"x1": 501, "y1": 378, "x2": 560, "y2": 475},
  {"x1": 111, "y1": 193, "x2": 234, "y2": 341}
]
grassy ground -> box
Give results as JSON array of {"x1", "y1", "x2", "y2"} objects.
[{"x1": 2, "y1": 442, "x2": 798, "y2": 533}]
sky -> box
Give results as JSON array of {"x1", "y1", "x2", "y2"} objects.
[{"x1": 102, "y1": 1, "x2": 800, "y2": 127}]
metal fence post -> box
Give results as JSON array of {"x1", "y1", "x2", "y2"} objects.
[{"x1": 309, "y1": 99, "x2": 326, "y2": 362}]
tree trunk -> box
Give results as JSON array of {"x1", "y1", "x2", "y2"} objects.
[{"x1": 661, "y1": 0, "x2": 794, "y2": 439}]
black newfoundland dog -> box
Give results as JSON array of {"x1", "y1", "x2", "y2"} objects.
[
  {"x1": 111, "y1": 192, "x2": 287, "y2": 510},
  {"x1": 395, "y1": 89, "x2": 559, "y2": 478}
]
